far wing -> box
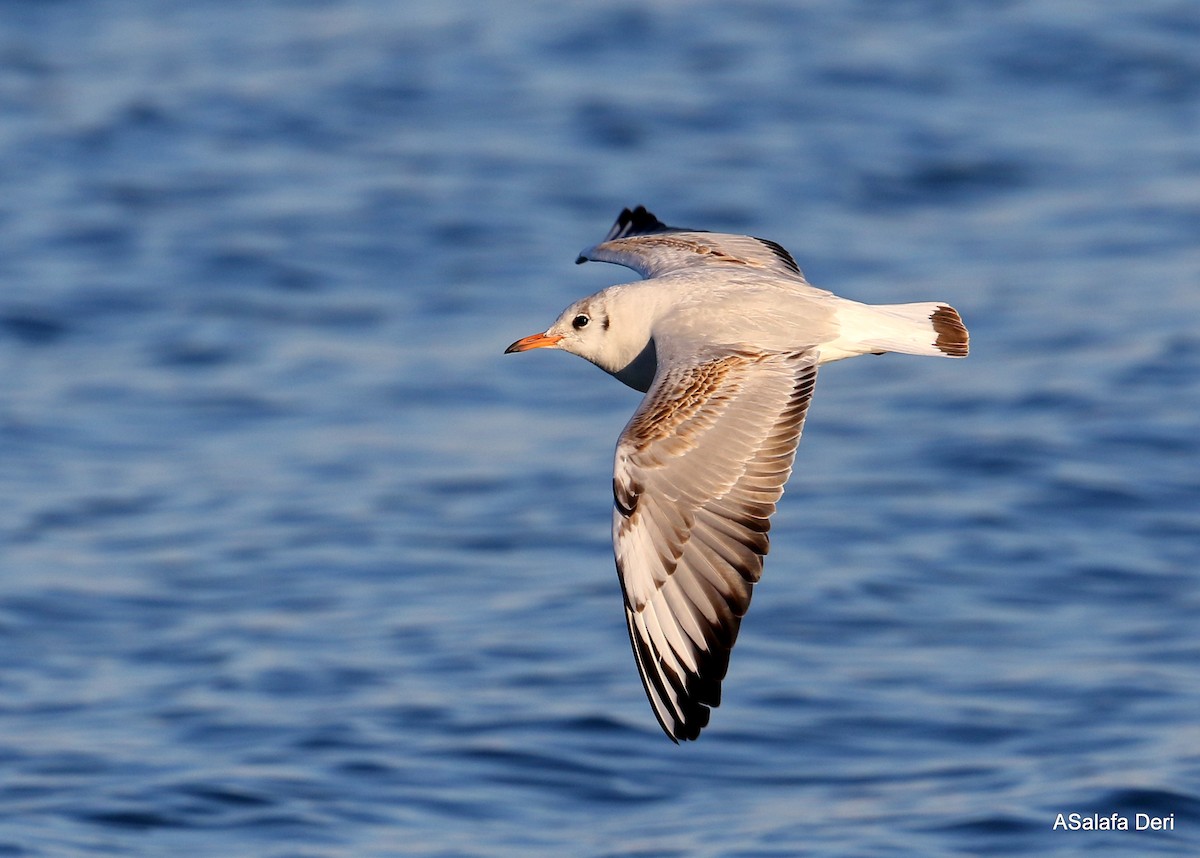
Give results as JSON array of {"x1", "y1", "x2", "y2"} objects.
[
  {"x1": 577, "y1": 206, "x2": 806, "y2": 281},
  {"x1": 612, "y1": 346, "x2": 818, "y2": 741}
]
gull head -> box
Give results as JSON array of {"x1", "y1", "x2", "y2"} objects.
[
  {"x1": 504, "y1": 294, "x2": 616, "y2": 364},
  {"x1": 505, "y1": 288, "x2": 658, "y2": 391}
]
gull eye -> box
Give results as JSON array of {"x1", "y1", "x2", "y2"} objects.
[{"x1": 572, "y1": 314, "x2": 590, "y2": 330}]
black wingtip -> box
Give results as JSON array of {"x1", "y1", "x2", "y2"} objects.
[
  {"x1": 575, "y1": 254, "x2": 587, "y2": 265},
  {"x1": 602, "y1": 205, "x2": 673, "y2": 242},
  {"x1": 620, "y1": 205, "x2": 670, "y2": 234}
]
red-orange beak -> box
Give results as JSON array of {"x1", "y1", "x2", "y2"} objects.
[{"x1": 504, "y1": 332, "x2": 563, "y2": 354}]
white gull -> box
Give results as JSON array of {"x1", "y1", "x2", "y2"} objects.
[{"x1": 505, "y1": 206, "x2": 969, "y2": 742}]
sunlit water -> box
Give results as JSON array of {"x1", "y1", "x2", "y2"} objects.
[{"x1": 2, "y1": 2, "x2": 1198, "y2": 855}]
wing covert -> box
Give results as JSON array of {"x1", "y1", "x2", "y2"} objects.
[
  {"x1": 612, "y1": 347, "x2": 818, "y2": 741},
  {"x1": 577, "y1": 206, "x2": 806, "y2": 281}
]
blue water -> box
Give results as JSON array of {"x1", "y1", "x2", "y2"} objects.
[{"x1": 2, "y1": 1, "x2": 1198, "y2": 855}]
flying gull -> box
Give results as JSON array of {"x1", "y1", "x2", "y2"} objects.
[{"x1": 506, "y1": 206, "x2": 969, "y2": 741}]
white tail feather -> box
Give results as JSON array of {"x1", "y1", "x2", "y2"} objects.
[{"x1": 823, "y1": 301, "x2": 969, "y2": 362}]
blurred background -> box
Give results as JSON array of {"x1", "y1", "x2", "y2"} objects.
[{"x1": 1, "y1": 1, "x2": 1198, "y2": 855}]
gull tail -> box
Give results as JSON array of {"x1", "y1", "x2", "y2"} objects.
[{"x1": 844, "y1": 302, "x2": 969, "y2": 359}]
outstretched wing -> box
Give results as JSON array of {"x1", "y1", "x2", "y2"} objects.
[
  {"x1": 577, "y1": 206, "x2": 806, "y2": 281},
  {"x1": 612, "y1": 346, "x2": 818, "y2": 741}
]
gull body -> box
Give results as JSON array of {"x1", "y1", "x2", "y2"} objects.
[{"x1": 506, "y1": 206, "x2": 968, "y2": 741}]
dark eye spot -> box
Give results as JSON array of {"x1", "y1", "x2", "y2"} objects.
[{"x1": 572, "y1": 314, "x2": 590, "y2": 330}]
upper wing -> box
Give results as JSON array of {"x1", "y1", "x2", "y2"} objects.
[
  {"x1": 612, "y1": 345, "x2": 818, "y2": 741},
  {"x1": 577, "y1": 206, "x2": 806, "y2": 281}
]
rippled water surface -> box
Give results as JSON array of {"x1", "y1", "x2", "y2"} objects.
[{"x1": 2, "y1": 1, "x2": 1199, "y2": 855}]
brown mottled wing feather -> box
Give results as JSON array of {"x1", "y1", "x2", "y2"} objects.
[
  {"x1": 577, "y1": 206, "x2": 806, "y2": 281},
  {"x1": 612, "y1": 348, "x2": 818, "y2": 741}
]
